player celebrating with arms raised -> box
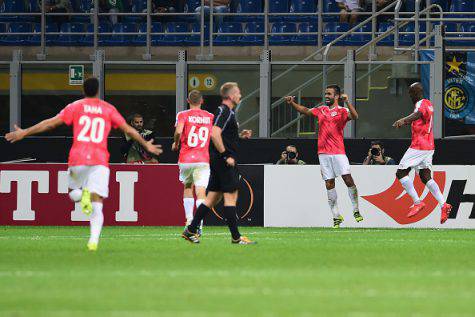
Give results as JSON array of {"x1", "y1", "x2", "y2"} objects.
[
  {"x1": 172, "y1": 90, "x2": 214, "y2": 235},
  {"x1": 5, "y1": 77, "x2": 163, "y2": 251},
  {"x1": 393, "y1": 82, "x2": 452, "y2": 223},
  {"x1": 285, "y1": 84, "x2": 363, "y2": 228}
]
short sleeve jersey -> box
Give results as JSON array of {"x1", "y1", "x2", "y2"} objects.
[
  {"x1": 410, "y1": 99, "x2": 435, "y2": 151},
  {"x1": 210, "y1": 105, "x2": 239, "y2": 158},
  {"x1": 175, "y1": 108, "x2": 214, "y2": 164},
  {"x1": 57, "y1": 98, "x2": 126, "y2": 167},
  {"x1": 310, "y1": 105, "x2": 350, "y2": 155}
]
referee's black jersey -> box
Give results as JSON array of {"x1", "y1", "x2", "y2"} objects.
[{"x1": 210, "y1": 104, "x2": 239, "y2": 158}]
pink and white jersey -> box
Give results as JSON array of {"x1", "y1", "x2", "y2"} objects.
[
  {"x1": 57, "y1": 98, "x2": 126, "y2": 167},
  {"x1": 176, "y1": 108, "x2": 214, "y2": 164},
  {"x1": 310, "y1": 105, "x2": 350, "y2": 155},
  {"x1": 410, "y1": 99, "x2": 435, "y2": 151}
]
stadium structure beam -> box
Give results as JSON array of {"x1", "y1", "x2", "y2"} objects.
[
  {"x1": 344, "y1": 50, "x2": 356, "y2": 138},
  {"x1": 431, "y1": 25, "x2": 444, "y2": 139},
  {"x1": 9, "y1": 50, "x2": 22, "y2": 131},
  {"x1": 259, "y1": 50, "x2": 271, "y2": 138},
  {"x1": 93, "y1": 50, "x2": 105, "y2": 99},
  {"x1": 176, "y1": 50, "x2": 188, "y2": 114}
]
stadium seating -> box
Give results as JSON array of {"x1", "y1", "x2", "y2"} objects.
[
  {"x1": 453, "y1": 23, "x2": 475, "y2": 46},
  {"x1": 323, "y1": 0, "x2": 339, "y2": 22},
  {"x1": 71, "y1": 0, "x2": 93, "y2": 23},
  {"x1": 3, "y1": 22, "x2": 31, "y2": 45},
  {"x1": 377, "y1": 22, "x2": 394, "y2": 46},
  {"x1": 106, "y1": 22, "x2": 137, "y2": 45},
  {"x1": 0, "y1": 0, "x2": 28, "y2": 22},
  {"x1": 288, "y1": 0, "x2": 317, "y2": 23},
  {"x1": 323, "y1": 22, "x2": 349, "y2": 45},
  {"x1": 292, "y1": 22, "x2": 317, "y2": 45},
  {"x1": 84, "y1": 22, "x2": 112, "y2": 46},
  {"x1": 160, "y1": 22, "x2": 188, "y2": 46},
  {"x1": 125, "y1": 0, "x2": 147, "y2": 23},
  {"x1": 449, "y1": 1, "x2": 474, "y2": 19},
  {"x1": 399, "y1": 22, "x2": 427, "y2": 46},
  {"x1": 56, "y1": 22, "x2": 85, "y2": 46},
  {"x1": 234, "y1": 0, "x2": 263, "y2": 22},
  {"x1": 240, "y1": 22, "x2": 263, "y2": 45},
  {"x1": 0, "y1": 22, "x2": 6, "y2": 43},
  {"x1": 269, "y1": 21, "x2": 296, "y2": 45},
  {"x1": 30, "y1": 23, "x2": 59, "y2": 45},
  {"x1": 214, "y1": 22, "x2": 242, "y2": 46},
  {"x1": 269, "y1": 0, "x2": 289, "y2": 22},
  {"x1": 347, "y1": 24, "x2": 371, "y2": 45}
]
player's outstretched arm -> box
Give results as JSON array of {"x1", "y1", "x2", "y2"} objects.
[
  {"x1": 5, "y1": 116, "x2": 64, "y2": 143},
  {"x1": 284, "y1": 96, "x2": 314, "y2": 117},
  {"x1": 119, "y1": 123, "x2": 163, "y2": 156},
  {"x1": 393, "y1": 111, "x2": 422, "y2": 128},
  {"x1": 172, "y1": 122, "x2": 184, "y2": 151},
  {"x1": 341, "y1": 94, "x2": 358, "y2": 120},
  {"x1": 211, "y1": 125, "x2": 235, "y2": 167}
]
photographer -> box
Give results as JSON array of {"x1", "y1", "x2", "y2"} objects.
[
  {"x1": 276, "y1": 145, "x2": 306, "y2": 165},
  {"x1": 363, "y1": 140, "x2": 396, "y2": 165},
  {"x1": 121, "y1": 113, "x2": 160, "y2": 164}
]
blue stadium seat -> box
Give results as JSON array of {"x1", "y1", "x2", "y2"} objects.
[
  {"x1": 288, "y1": 0, "x2": 316, "y2": 22},
  {"x1": 347, "y1": 24, "x2": 371, "y2": 45},
  {"x1": 159, "y1": 22, "x2": 188, "y2": 45},
  {"x1": 269, "y1": 21, "x2": 296, "y2": 45},
  {"x1": 292, "y1": 22, "x2": 317, "y2": 45},
  {"x1": 3, "y1": 22, "x2": 32, "y2": 45},
  {"x1": 185, "y1": 0, "x2": 202, "y2": 13},
  {"x1": 214, "y1": 22, "x2": 242, "y2": 45},
  {"x1": 84, "y1": 22, "x2": 112, "y2": 46},
  {"x1": 429, "y1": 0, "x2": 449, "y2": 12},
  {"x1": 453, "y1": 23, "x2": 475, "y2": 46},
  {"x1": 122, "y1": 0, "x2": 147, "y2": 22},
  {"x1": 376, "y1": 22, "x2": 394, "y2": 46},
  {"x1": 105, "y1": 22, "x2": 137, "y2": 45},
  {"x1": 400, "y1": 22, "x2": 427, "y2": 46},
  {"x1": 185, "y1": 23, "x2": 210, "y2": 45},
  {"x1": 323, "y1": 22, "x2": 349, "y2": 45},
  {"x1": 0, "y1": 0, "x2": 29, "y2": 22},
  {"x1": 133, "y1": 22, "x2": 163, "y2": 45},
  {"x1": 240, "y1": 22, "x2": 263, "y2": 45},
  {"x1": 449, "y1": 1, "x2": 474, "y2": 19},
  {"x1": 56, "y1": 22, "x2": 86, "y2": 45},
  {"x1": 0, "y1": 23, "x2": 7, "y2": 43},
  {"x1": 71, "y1": 0, "x2": 93, "y2": 22},
  {"x1": 30, "y1": 23, "x2": 59, "y2": 45},
  {"x1": 29, "y1": 0, "x2": 40, "y2": 12},
  {"x1": 323, "y1": 0, "x2": 340, "y2": 22},
  {"x1": 269, "y1": 0, "x2": 289, "y2": 22},
  {"x1": 234, "y1": 0, "x2": 263, "y2": 22}
]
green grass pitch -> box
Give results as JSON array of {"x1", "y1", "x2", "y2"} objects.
[{"x1": 1, "y1": 226, "x2": 475, "y2": 317}]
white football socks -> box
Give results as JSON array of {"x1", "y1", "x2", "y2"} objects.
[
  {"x1": 426, "y1": 179, "x2": 446, "y2": 206},
  {"x1": 89, "y1": 202, "x2": 104, "y2": 245},
  {"x1": 399, "y1": 176, "x2": 421, "y2": 205},
  {"x1": 326, "y1": 188, "x2": 340, "y2": 218},
  {"x1": 347, "y1": 185, "x2": 359, "y2": 212},
  {"x1": 183, "y1": 198, "x2": 195, "y2": 222}
]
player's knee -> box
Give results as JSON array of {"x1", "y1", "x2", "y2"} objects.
[
  {"x1": 325, "y1": 180, "x2": 335, "y2": 190},
  {"x1": 396, "y1": 169, "x2": 408, "y2": 179}
]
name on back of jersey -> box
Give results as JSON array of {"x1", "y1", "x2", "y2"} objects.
[
  {"x1": 84, "y1": 104, "x2": 103, "y2": 115},
  {"x1": 188, "y1": 116, "x2": 211, "y2": 124}
]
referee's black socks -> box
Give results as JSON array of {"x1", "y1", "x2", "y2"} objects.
[
  {"x1": 223, "y1": 206, "x2": 241, "y2": 240},
  {"x1": 188, "y1": 204, "x2": 211, "y2": 233}
]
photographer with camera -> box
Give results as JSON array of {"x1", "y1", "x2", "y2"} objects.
[
  {"x1": 363, "y1": 140, "x2": 396, "y2": 165},
  {"x1": 276, "y1": 145, "x2": 306, "y2": 165},
  {"x1": 121, "y1": 113, "x2": 161, "y2": 164}
]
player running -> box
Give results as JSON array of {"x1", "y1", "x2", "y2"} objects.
[
  {"x1": 285, "y1": 84, "x2": 363, "y2": 228},
  {"x1": 393, "y1": 82, "x2": 452, "y2": 224},
  {"x1": 5, "y1": 77, "x2": 163, "y2": 251},
  {"x1": 172, "y1": 90, "x2": 214, "y2": 235}
]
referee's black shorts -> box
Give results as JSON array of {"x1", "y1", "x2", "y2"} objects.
[{"x1": 207, "y1": 157, "x2": 240, "y2": 193}]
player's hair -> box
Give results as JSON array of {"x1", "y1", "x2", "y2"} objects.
[
  {"x1": 83, "y1": 77, "x2": 99, "y2": 97},
  {"x1": 220, "y1": 82, "x2": 239, "y2": 99},
  {"x1": 188, "y1": 90, "x2": 202, "y2": 104},
  {"x1": 409, "y1": 82, "x2": 424, "y2": 104},
  {"x1": 326, "y1": 84, "x2": 341, "y2": 97}
]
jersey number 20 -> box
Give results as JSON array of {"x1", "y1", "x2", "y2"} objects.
[
  {"x1": 78, "y1": 116, "x2": 105, "y2": 143},
  {"x1": 187, "y1": 126, "x2": 209, "y2": 148}
]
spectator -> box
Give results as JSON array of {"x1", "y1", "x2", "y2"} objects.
[
  {"x1": 151, "y1": 0, "x2": 179, "y2": 22},
  {"x1": 276, "y1": 145, "x2": 306, "y2": 165},
  {"x1": 363, "y1": 140, "x2": 396, "y2": 165},
  {"x1": 195, "y1": 0, "x2": 230, "y2": 25},
  {"x1": 39, "y1": 0, "x2": 72, "y2": 26},
  {"x1": 335, "y1": 0, "x2": 365, "y2": 26},
  {"x1": 99, "y1": 0, "x2": 125, "y2": 25},
  {"x1": 121, "y1": 113, "x2": 160, "y2": 164}
]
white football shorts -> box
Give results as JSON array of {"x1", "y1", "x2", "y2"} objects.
[
  {"x1": 68, "y1": 165, "x2": 110, "y2": 198},
  {"x1": 318, "y1": 154, "x2": 351, "y2": 181},
  {"x1": 398, "y1": 148, "x2": 434, "y2": 170},
  {"x1": 179, "y1": 163, "x2": 210, "y2": 188}
]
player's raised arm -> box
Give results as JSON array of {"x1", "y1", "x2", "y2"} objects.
[
  {"x1": 285, "y1": 96, "x2": 314, "y2": 117},
  {"x1": 5, "y1": 116, "x2": 64, "y2": 143},
  {"x1": 341, "y1": 94, "x2": 358, "y2": 120},
  {"x1": 393, "y1": 111, "x2": 422, "y2": 128},
  {"x1": 118, "y1": 123, "x2": 163, "y2": 156}
]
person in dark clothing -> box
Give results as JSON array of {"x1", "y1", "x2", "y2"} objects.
[{"x1": 182, "y1": 82, "x2": 256, "y2": 245}]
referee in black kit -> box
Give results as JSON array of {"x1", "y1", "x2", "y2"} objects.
[{"x1": 182, "y1": 82, "x2": 256, "y2": 245}]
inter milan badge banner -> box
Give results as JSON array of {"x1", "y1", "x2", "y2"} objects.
[{"x1": 420, "y1": 50, "x2": 475, "y2": 126}]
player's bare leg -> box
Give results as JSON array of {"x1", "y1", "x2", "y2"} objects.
[
  {"x1": 87, "y1": 192, "x2": 104, "y2": 251},
  {"x1": 419, "y1": 169, "x2": 452, "y2": 224},
  {"x1": 183, "y1": 184, "x2": 194, "y2": 227},
  {"x1": 342, "y1": 174, "x2": 363, "y2": 223},
  {"x1": 194, "y1": 185, "x2": 207, "y2": 235},
  {"x1": 325, "y1": 179, "x2": 343, "y2": 228},
  {"x1": 183, "y1": 191, "x2": 222, "y2": 243},
  {"x1": 396, "y1": 168, "x2": 425, "y2": 217}
]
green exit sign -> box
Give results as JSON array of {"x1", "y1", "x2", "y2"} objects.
[{"x1": 69, "y1": 65, "x2": 84, "y2": 85}]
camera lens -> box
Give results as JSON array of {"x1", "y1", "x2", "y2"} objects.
[
  {"x1": 287, "y1": 151, "x2": 297, "y2": 160},
  {"x1": 370, "y1": 148, "x2": 380, "y2": 156}
]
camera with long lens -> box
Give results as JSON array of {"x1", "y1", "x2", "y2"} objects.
[
  {"x1": 370, "y1": 148, "x2": 380, "y2": 156},
  {"x1": 285, "y1": 151, "x2": 297, "y2": 161}
]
